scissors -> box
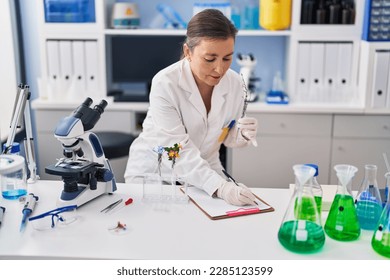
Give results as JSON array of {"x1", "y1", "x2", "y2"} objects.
[{"x1": 100, "y1": 198, "x2": 123, "y2": 213}]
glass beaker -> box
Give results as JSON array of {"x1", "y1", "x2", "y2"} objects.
[
  {"x1": 0, "y1": 154, "x2": 28, "y2": 200},
  {"x1": 142, "y1": 173, "x2": 162, "y2": 203},
  {"x1": 324, "y1": 164, "x2": 360, "y2": 241},
  {"x1": 355, "y1": 164, "x2": 383, "y2": 230},
  {"x1": 371, "y1": 172, "x2": 390, "y2": 258},
  {"x1": 278, "y1": 164, "x2": 325, "y2": 253}
]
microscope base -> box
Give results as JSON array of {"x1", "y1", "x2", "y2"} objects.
[{"x1": 56, "y1": 182, "x2": 114, "y2": 208}]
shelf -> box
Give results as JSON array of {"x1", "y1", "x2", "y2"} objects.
[
  {"x1": 292, "y1": 25, "x2": 362, "y2": 39},
  {"x1": 104, "y1": 28, "x2": 291, "y2": 37}
]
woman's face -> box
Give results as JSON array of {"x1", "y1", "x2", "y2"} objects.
[{"x1": 185, "y1": 37, "x2": 234, "y2": 89}]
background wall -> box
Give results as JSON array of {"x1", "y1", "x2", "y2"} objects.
[
  {"x1": 116, "y1": 0, "x2": 286, "y2": 93},
  {"x1": 18, "y1": 0, "x2": 285, "y2": 105}
]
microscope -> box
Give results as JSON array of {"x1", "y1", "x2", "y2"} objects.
[
  {"x1": 237, "y1": 53, "x2": 259, "y2": 102},
  {"x1": 45, "y1": 98, "x2": 117, "y2": 207}
]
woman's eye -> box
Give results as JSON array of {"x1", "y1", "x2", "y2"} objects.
[
  {"x1": 223, "y1": 57, "x2": 231, "y2": 61},
  {"x1": 204, "y1": 58, "x2": 215, "y2": 62}
]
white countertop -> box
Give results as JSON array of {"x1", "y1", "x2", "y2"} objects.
[
  {"x1": 0, "y1": 180, "x2": 386, "y2": 260},
  {"x1": 31, "y1": 98, "x2": 390, "y2": 115}
]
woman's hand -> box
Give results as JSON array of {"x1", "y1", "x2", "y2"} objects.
[
  {"x1": 217, "y1": 181, "x2": 257, "y2": 206},
  {"x1": 237, "y1": 117, "x2": 258, "y2": 147}
]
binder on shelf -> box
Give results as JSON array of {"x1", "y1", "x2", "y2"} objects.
[
  {"x1": 46, "y1": 40, "x2": 61, "y2": 99},
  {"x1": 71, "y1": 40, "x2": 87, "y2": 100},
  {"x1": 309, "y1": 43, "x2": 325, "y2": 102},
  {"x1": 337, "y1": 43, "x2": 353, "y2": 87},
  {"x1": 59, "y1": 40, "x2": 73, "y2": 96},
  {"x1": 84, "y1": 40, "x2": 99, "y2": 97},
  {"x1": 295, "y1": 43, "x2": 311, "y2": 102},
  {"x1": 186, "y1": 186, "x2": 274, "y2": 220},
  {"x1": 323, "y1": 43, "x2": 338, "y2": 102},
  {"x1": 371, "y1": 50, "x2": 390, "y2": 108}
]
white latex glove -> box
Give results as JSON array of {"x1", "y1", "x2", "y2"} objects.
[
  {"x1": 237, "y1": 117, "x2": 258, "y2": 147},
  {"x1": 217, "y1": 181, "x2": 257, "y2": 206}
]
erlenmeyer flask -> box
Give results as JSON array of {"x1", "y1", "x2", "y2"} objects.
[
  {"x1": 371, "y1": 172, "x2": 390, "y2": 258},
  {"x1": 325, "y1": 164, "x2": 360, "y2": 241},
  {"x1": 278, "y1": 164, "x2": 325, "y2": 253},
  {"x1": 355, "y1": 164, "x2": 382, "y2": 230}
]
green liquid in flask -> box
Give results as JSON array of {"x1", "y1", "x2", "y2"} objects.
[
  {"x1": 324, "y1": 194, "x2": 360, "y2": 241},
  {"x1": 372, "y1": 231, "x2": 390, "y2": 258},
  {"x1": 278, "y1": 220, "x2": 325, "y2": 253},
  {"x1": 294, "y1": 197, "x2": 318, "y2": 222},
  {"x1": 314, "y1": 196, "x2": 322, "y2": 214}
]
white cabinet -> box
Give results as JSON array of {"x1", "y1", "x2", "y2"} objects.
[
  {"x1": 230, "y1": 113, "x2": 332, "y2": 188},
  {"x1": 330, "y1": 114, "x2": 390, "y2": 190}
]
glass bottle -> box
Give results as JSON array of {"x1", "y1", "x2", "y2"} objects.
[
  {"x1": 324, "y1": 164, "x2": 360, "y2": 241},
  {"x1": 371, "y1": 172, "x2": 390, "y2": 258},
  {"x1": 278, "y1": 164, "x2": 325, "y2": 253},
  {"x1": 355, "y1": 164, "x2": 383, "y2": 230},
  {"x1": 305, "y1": 164, "x2": 323, "y2": 215}
]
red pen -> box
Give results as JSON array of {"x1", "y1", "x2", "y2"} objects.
[{"x1": 109, "y1": 198, "x2": 133, "y2": 214}]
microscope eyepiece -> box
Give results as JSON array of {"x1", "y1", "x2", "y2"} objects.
[
  {"x1": 82, "y1": 97, "x2": 93, "y2": 107},
  {"x1": 93, "y1": 100, "x2": 107, "y2": 115}
]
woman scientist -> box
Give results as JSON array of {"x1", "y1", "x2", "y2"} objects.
[{"x1": 125, "y1": 9, "x2": 258, "y2": 206}]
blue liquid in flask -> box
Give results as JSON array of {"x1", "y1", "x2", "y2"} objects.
[{"x1": 356, "y1": 200, "x2": 383, "y2": 230}]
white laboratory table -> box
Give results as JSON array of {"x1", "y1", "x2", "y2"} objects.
[{"x1": 0, "y1": 180, "x2": 386, "y2": 260}]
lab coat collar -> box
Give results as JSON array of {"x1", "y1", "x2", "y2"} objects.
[{"x1": 179, "y1": 59, "x2": 229, "y2": 121}]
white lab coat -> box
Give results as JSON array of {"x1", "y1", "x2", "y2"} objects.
[{"x1": 124, "y1": 59, "x2": 246, "y2": 196}]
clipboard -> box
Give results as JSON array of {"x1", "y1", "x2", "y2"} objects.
[{"x1": 185, "y1": 186, "x2": 274, "y2": 220}]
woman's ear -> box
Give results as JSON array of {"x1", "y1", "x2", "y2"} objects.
[{"x1": 183, "y1": 43, "x2": 191, "y2": 61}]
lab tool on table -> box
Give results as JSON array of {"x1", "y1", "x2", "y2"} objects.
[
  {"x1": 20, "y1": 193, "x2": 38, "y2": 232},
  {"x1": 355, "y1": 164, "x2": 382, "y2": 230},
  {"x1": 143, "y1": 174, "x2": 188, "y2": 204},
  {"x1": 0, "y1": 154, "x2": 27, "y2": 200},
  {"x1": 371, "y1": 172, "x2": 390, "y2": 258},
  {"x1": 278, "y1": 164, "x2": 325, "y2": 253},
  {"x1": 45, "y1": 98, "x2": 116, "y2": 207},
  {"x1": 108, "y1": 221, "x2": 129, "y2": 235},
  {"x1": 109, "y1": 198, "x2": 133, "y2": 214},
  {"x1": 3, "y1": 84, "x2": 38, "y2": 183},
  {"x1": 324, "y1": 164, "x2": 360, "y2": 241},
  {"x1": 101, "y1": 198, "x2": 122, "y2": 213},
  {"x1": 28, "y1": 205, "x2": 78, "y2": 231},
  {"x1": 305, "y1": 164, "x2": 323, "y2": 214},
  {"x1": 0, "y1": 206, "x2": 5, "y2": 228}
]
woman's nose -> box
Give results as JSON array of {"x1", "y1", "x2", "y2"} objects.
[{"x1": 214, "y1": 61, "x2": 224, "y2": 74}]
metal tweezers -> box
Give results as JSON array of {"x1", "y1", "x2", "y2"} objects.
[{"x1": 100, "y1": 198, "x2": 123, "y2": 213}]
